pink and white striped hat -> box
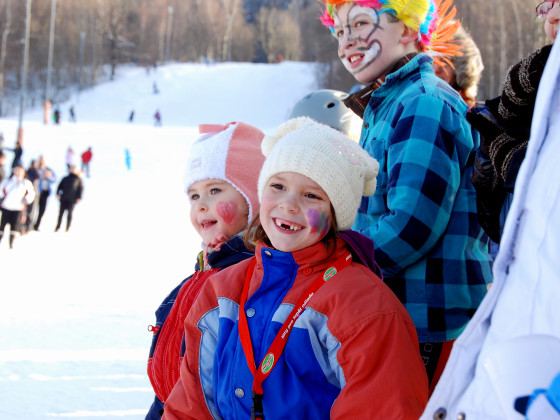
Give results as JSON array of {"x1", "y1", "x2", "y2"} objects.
[{"x1": 185, "y1": 122, "x2": 266, "y2": 223}]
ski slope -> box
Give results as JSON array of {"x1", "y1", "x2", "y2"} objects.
[{"x1": 0, "y1": 61, "x2": 319, "y2": 419}]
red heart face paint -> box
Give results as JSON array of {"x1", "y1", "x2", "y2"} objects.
[
  {"x1": 217, "y1": 200, "x2": 238, "y2": 225},
  {"x1": 188, "y1": 179, "x2": 249, "y2": 246}
]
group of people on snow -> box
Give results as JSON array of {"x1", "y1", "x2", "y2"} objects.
[
  {"x1": 127, "y1": 109, "x2": 163, "y2": 126},
  {"x1": 0, "y1": 146, "x2": 90, "y2": 248},
  {"x1": 52, "y1": 105, "x2": 77, "y2": 124}
]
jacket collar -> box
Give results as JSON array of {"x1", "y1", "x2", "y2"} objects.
[
  {"x1": 344, "y1": 53, "x2": 427, "y2": 119},
  {"x1": 255, "y1": 238, "x2": 348, "y2": 273},
  {"x1": 338, "y1": 230, "x2": 382, "y2": 279},
  {"x1": 196, "y1": 235, "x2": 253, "y2": 271}
]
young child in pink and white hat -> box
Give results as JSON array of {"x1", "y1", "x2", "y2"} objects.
[
  {"x1": 145, "y1": 122, "x2": 266, "y2": 420},
  {"x1": 162, "y1": 117, "x2": 428, "y2": 420}
]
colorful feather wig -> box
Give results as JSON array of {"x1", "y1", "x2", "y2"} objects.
[{"x1": 320, "y1": 0, "x2": 462, "y2": 65}]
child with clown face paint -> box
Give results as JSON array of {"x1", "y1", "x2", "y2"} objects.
[{"x1": 321, "y1": 0, "x2": 493, "y2": 392}]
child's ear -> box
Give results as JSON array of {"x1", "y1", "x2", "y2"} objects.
[{"x1": 399, "y1": 25, "x2": 419, "y2": 46}]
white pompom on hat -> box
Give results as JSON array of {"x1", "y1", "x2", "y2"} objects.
[
  {"x1": 258, "y1": 117, "x2": 379, "y2": 230},
  {"x1": 185, "y1": 122, "x2": 266, "y2": 224}
]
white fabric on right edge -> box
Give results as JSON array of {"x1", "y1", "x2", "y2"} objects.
[
  {"x1": 527, "y1": 394, "x2": 560, "y2": 420},
  {"x1": 421, "y1": 37, "x2": 560, "y2": 420}
]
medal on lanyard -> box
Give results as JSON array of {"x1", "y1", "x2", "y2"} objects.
[{"x1": 238, "y1": 252, "x2": 352, "y2": 420}]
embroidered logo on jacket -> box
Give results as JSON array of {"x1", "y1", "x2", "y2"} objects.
[{"x1": 261, "y1": 353, "x2": 275, "y2": 374}]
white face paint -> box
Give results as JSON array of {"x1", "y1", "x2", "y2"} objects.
[{"x1": 333, "y1": 3, "x2": 407, "y2": 84}]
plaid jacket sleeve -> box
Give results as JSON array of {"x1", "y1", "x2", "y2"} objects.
[{"x1": 360, "y1": 93, "x2": 471, "y2": 276}]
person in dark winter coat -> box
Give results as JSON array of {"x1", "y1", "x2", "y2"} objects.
[
  {"x1": 53, "y1": 108, "x2": 61, "y2": 124},
  {"x1": 467, "y1": 2, "x2": 558, "y2": 248},
  {"x1": 4, "y1": 139, "x2": 23, "y2": 170},
  {"x1": 55, "y1": 165, "x2": 83, "y2": 232}
]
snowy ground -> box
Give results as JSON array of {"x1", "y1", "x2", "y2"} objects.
[{"x1": 0, "y1": 61, "x2": 319, "y2": 419}]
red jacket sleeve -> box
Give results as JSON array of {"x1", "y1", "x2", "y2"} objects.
[
  {"x1": 162, "y1": 277, "x2": 218, "y2": 420},
  {"x1": 162, "y1": 368, "x2": 212, "y2": 420},
  {"x1": 331, "y1": 311, "x2": 429, "y2": 419}
]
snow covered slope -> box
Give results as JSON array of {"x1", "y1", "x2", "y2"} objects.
[{"x1": 0, "y1": 61, "x2": 319, "y2": 419}]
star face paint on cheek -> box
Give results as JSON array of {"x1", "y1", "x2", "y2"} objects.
[{"x1": 216, "y1": 201, "x2": 238, "y2": 224}]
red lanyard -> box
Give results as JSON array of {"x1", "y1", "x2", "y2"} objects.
[{"x1": 238, "y1": 251, "x2": 352, "y2": 420}]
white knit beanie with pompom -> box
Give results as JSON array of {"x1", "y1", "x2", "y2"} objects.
[{"x1": 258, "y1": 117, "x2": 379, "y2": 230}]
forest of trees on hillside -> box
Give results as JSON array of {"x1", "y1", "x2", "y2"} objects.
[{"x1": 0, "y1": 0, "x2": 550, "y2": 116}]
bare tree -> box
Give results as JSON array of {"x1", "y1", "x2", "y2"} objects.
[
  {"x1": 222, "y1": 0, "x2": 240, "y2": 62},
  {"x1": 0, "y1": 0, "x2": 11, "y2": 116},
  {"x1": 96, "y1": 0, "x2": 135, "y2": 80},
  {"x1": 295, "y1": 1, "x2": 356, "y2": 91},
  {"x1": 510, "y1": 0, "x2": 524, "y2": 61},
  {"x1": 455, "y1": 0, "x2": 545, "y2": 100},
  {"x1": 228, "y1": 0, "x2": 256, "y2": 62},
  {"x1": 255, "y1": 6, "x2": 303, "y2": 63},
  {"x1": 204, "y1": 0, "x2": 228, "y2": 62}
]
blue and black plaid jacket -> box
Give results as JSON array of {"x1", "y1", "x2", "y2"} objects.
[{"x1": 352, "y1": 54, "x2": 493, "y2": 343}]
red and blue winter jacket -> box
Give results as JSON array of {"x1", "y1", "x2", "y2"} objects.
[{"x1": 163, "y1": 237, "x2": 428, "y2": 420}]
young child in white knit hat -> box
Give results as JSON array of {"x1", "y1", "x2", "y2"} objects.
[
  {"x1": 146, "y1": 121, "x2": 266, "y2": 420},
  {"x1": 163, "y1": 117, "x2": 428, "y2": 420}
]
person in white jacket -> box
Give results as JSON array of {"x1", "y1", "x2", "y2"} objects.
[
  {"x1": 0, "y1": 165, "x2": 35, "y2": 249},
  {"x1": 421, "y1": 36, "x2": 560, "y2": 420}
]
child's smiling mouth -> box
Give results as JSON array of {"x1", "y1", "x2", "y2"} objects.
[
  {"x1": 274, "y1": 218, "x2": 304, "y2": 232},
  {"x1": 200, "y1": 220, "x2": 217, "y2": 229}
]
